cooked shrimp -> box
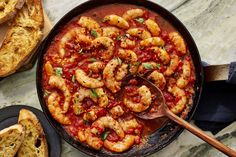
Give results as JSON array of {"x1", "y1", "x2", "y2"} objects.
[
  {"x1": 44, "y1": 61, "x2": 54, "y2": 76},
  {"x1": 145, "y1": 19, "x2": 161, "y2": 36},
  {"x1": 88, "y1": 61, "x2": 105, "y2": 73},
  {"x1": 78, "y1": 16, "x2": 102, "y2": 36},
  {"x1": 140, "y1": 37, "x2": 165, "y2": 47},
  {"x1": 75, "y1": 68, "x2": 104, "y2": 88},
  {"x1": 149, "y1": 47, "x2": 170, "y2": 64},
  {"x1": 72, "y1": 87, "x2": 97, "y2": 115},
  {"x1": 177, "y1": 60, "x2": 191, "y2": 88},
  {"x1": 164, "y1": 54, "x2": 179, "y2": 76},
  {"x1": 122, "y1": 8, "x2": 144, "y2": 21},
  {"x1": 117, "y1": 49, "x2": 138, "y2": 74},
  {"x1": 92, "y1": 37, "x2": 115, "y2": 60},
  {"x1": 91, "y1": 116, "x2": 125, "y2": 138},
  {"x1": 126, "y1": 28, "x2": 151, "y2": 39},
  {"x1": 168, "y1": 86, "x2": 187, "y2": 114},
  {"x1": 103, "y1": 15, "x2": 129, "y2": 29},
  {"x1": 148, "y1": 70, "x2": 166, "y2": 90},
  {"x1": 119, "y1": 118, "x2": 139, "y2": 133},
  {"x1": 103, "y1": 58, "x2": 122, "y2": 93},
  {"x1": 137, "y1": 61, "x2": 157, "y2": 74},
  {"x1": 96, "y1": 88, "x2": 109, "y2": 108},
  {"x1": 59, "y1": 27, "x2": 86, "y2": 57},
  {"x1": 120, "y1": 38, "x2": 136, "y2": 49},
  {"x1": 169, "y1": 32, "x2": 186, "y2": 54},
  {"x1": 48, "y1": 75, "x2": 71, "y2": 113},
  {"x1": 109, "y1": 105, "x2": 124, "y2": 119},
  {"x1": 102, "y1": 27, "x2": 120, "y2": 38},
  {"x1": 81, "y1": 128, "x2": 103, "y2": 150},
  {"x1": 83, "y1": 106, "x2": 100, "y2": 122},
  {"x1": 104, "y1": 135, "x2": 135, "y2": 152},
  {"x1": 115, "y1": 63, "x2": 128, "y2": 81},
  {"x1": 124, "y1": 85, "x2": 152, "y2": 112},
  {"x1": 47, "y1": 92, "x2": 71, "y2": 125}
]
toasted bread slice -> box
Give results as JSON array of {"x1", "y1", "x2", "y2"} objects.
[
  {"x1": 17, "y1": 109, "x2": 48, "y2": 157},
  {"x1": 0, "y1": 0, "x2": 44, "y2": 77},
  {"x1": 0, "y1": 124, "x2": 25, "y2": 157},
  {"x1": 0, "y1": 0, "x2": 25, "y2": 24}
]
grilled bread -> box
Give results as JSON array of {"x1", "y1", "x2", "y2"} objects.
[
  {"x1": 0, "y1": 0, "x2": 44, "y2": 77},
  {"x1": 0, "y1": 124, "x2": 25, "y2": 157},
  {"x1": 0, "y1": 0, "x2": 25, "y2": 24},
  {"x1": 17, "y1": 109, "x2": 48, "y2": 157}
]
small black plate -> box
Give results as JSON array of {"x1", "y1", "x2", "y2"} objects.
[{"x1": 0, "y1": 105, "x2": 61, "y2": 157}]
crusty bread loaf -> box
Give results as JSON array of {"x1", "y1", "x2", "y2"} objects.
[
  {"x1": 0, "y1": 0, "x2": 25, "y2": 24},
  {"x1": 0, "y1": 0, "x2": 44, "y2": 77},
  {"x1": 0, "y1": 124, "x2": 25, "y2": 157},
  {"x1": 17, "y1": 109, "x2": 48, "y2": 157}
]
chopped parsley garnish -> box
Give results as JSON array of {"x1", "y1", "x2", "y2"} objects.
[
  {"x1": 143, "y1": 63, "x2": 153, "y2": 70},
  {"x1": 43, "y1": 90, "x2": 51, "y2": 97},
  {"x1": 90, "y1": 89, "x2": 98, "y2": 98},
  {"x1": 116, "y1": 35, "x2": 123, "y2": 41},
  {"x1": 78, "y1": 48, "x2": 84, "y2": 54},
  {"x1": 140, "y1": 46, "x2": 145, "y2": 50},
  {"x1": 117, "y1": 58, "x2": 122, "y2": 65},
  {"x1": 134, "y1": 61, "x2": 141, "y2": 66},
  {"x1": 71, "y1": 75, "x2": 75, "y2": 82},
  {"x1": 156, "y1": 63, "x2": 161, "y2": 69},
  {"x1": 90, "y1": 29, "x2": 98, "y2": 37},
  {"x1": 101, "y1": 131, "x2": 110, "y2": 141},
  {"x1": 135, "y1": 17, "x2": 145, "y2": 23},
  {"x1": 89, "y1": 58, "x2": 97, "y2": 62},
  {"x1": 55, "y1": 67, "x2": 63, "y2": 76}
]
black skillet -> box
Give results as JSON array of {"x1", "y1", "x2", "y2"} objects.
[{"x1": 36, "y1": 0, "x2": 204, "y2": 156}]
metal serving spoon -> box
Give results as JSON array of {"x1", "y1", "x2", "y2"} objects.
[{"x1": 121, "y1": 75, "x2": 236, "y2": 157}]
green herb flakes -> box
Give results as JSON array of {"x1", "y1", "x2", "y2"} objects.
[
  {"x1": 101, "y1": 131, "x2": 110, "y2": 141},
  {"x1": 55, "y1": 67, "x2": 63, "y2": 76},
  {"x1": 72, "y1": 75, "x2": 75, "y2": 82},
  {"x1": 43, "y1": 90, "x2": 51, "y2": 97},
  {"x1": 91, "y1": 29, "x2": 98, "y2": 37},
  {"x1": 117, "y1": 58, "x2": 122, "y2": 65},
  {"x1": 78, "y1": 48, "x2": 84, "y2": 54},
  {"x1": 135, "y1": 17, "x2": 144, "y2": 23},
  {"x1": 116, "y1": 35, "x2": 123, "y2": 41},
  {"x1": 143, "y1": 63, "x2": 153, "y2": 70},
  {"x1": 156, "y1": 63, "x2": 161, "y2": 69},
  {"x1": 89, "y1": 58, "x2": 97, "y2": 62},
  {"x1": 90, "y1": 89, "x2": 98, "y2": 98}
]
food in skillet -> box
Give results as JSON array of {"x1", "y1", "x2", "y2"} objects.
[{"x1": 42, "y1": 5, "x2": 195, "y2": 153}]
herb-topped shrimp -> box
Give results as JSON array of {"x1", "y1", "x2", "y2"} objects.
[
  {"x1": 145, "y1": 19, "x2": 161, "y2": 36},
  {"x1": 124, "y1": 85, "x2": 152, "y2": 112},
  {"x1": 48, "y1": 75, "x2": 71, "y2": 113},
  {"x1": 126, "y1": 28, "x2": 151, "y2": 39},
  {"x1": 78, "y1": 16, "x2": 102, "y2": 37},
  {"x1": 177, "y1": 60, "x2": 191, "y2": 88},
  {"x1": 103, "y1": 15, "x2": 129, "y2": 29},
  {"x1": 169, "y1": 32, "x2": 186, "y2": 54},
  {"x1": 122, "y1": 8, "x2": 145, "y2": 21}
]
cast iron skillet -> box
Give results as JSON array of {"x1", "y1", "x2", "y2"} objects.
[{"x1": 36, "y1": 0, "x2": 204, "y2": 156}]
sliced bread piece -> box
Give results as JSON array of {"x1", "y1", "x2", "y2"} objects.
[
  {"x1": 0, "y1": 0, "x2": 25, "y2": 24},
  {"x1": 0, "y1": 124, "x2": 25, "y2": 157},
  {"x1": 0, "y1": 0, "x2": 44, "y2": 77},
  {"x1": 17, "y1": 109, "x2": 48, "y2": 157}
]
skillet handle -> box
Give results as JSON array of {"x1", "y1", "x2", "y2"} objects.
[
  {"x1": 165, "y1": 109, "x2": 236, "y2": 157},
  {"x1": 204, "y1": 64, "x2": 229, "y2": 82}
]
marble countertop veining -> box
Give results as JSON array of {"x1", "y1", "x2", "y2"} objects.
[{"x1": 0, "y1": 0, "x2": 236, "y2": 157}]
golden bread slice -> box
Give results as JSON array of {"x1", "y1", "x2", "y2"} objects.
[
  {"x1": 0, "y1": 0, "x2": 25, "y2": 24},
  {"x1": 0, "y1": 0, "x2": 44, "y2": 77},
  {"x1": 0, "y1": 124, "x2": 25, "y2": 157},
  {"x1": 17, "y1": 109, "x2": 48, "y2": 157}
]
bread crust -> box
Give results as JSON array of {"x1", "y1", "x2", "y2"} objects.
[
  {"x1": 0, "y1": 0, "x2": 44, "y2": 77},
  {"x1": 0, "y1": 0, "x2": 25, "y2": 24},
  {"x1": 0, "y1": 124, "x2": 25, "y2": 157},
  {"x1": 18, "y1": 109, "x2": 48, "y2": 157}
]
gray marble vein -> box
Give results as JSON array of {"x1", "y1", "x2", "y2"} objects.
[{"x1": 0, "y1": 0, "x2": 236, "y2": 156}]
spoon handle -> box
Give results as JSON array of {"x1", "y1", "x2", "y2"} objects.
[{"x1": 165, "y1": 109, "x2": 236, "y2": 157}]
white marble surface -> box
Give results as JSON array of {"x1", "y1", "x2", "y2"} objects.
[{"x1": 0, "y1": 0, "x2": 236, "y2": 156}]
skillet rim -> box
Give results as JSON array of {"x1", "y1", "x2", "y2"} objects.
[{"x1": 36, "y1": 0, "x2": 204, "y2": 156}]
